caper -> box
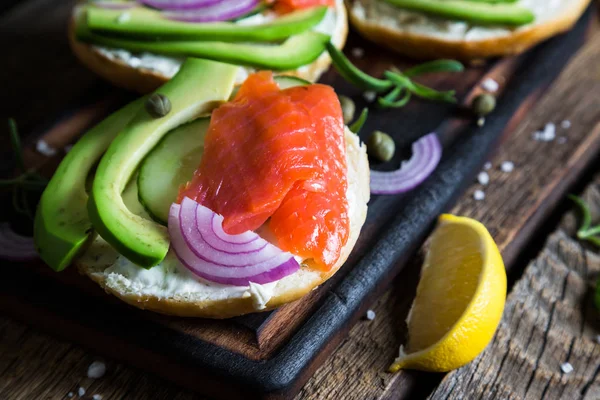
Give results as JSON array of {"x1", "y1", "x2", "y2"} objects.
[
  {"x1": 471, "y1": 93, "x2": 496, "y2": 116},
  {"x1": 367, "y1": 131, "x2": 395, "y2": 162},
  {"x1": 338, "y1": 95, "x2": 356, "y2": 124},
  {"x1": 145, "y1": 93, "x2": 172, "y2": 118}
]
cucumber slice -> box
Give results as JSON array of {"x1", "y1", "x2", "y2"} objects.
[
  {"x1": 138, "y1": 118, "x2": 209, "y2": 224},
  {"x1": 139, "y1": 75, "x2": 309, "y2": 224}
]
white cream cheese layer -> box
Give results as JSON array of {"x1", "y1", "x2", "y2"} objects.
[
  {"x1": 80, "y1": 129, "x2": 365, "y2": 310},
  {"x1": 351, "y1": 0, "x2": 568, "y2": 41},
  {"x1": 93, "y1": 0, "x2": 344, "y2": 82}
]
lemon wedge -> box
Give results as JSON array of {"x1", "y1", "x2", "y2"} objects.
[{"x1": 389, "y1": 214, "x2": 506, "y2": 373}]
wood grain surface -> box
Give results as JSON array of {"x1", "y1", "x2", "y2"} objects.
[
  {"x1": 1, "y1": 1, "x2": 600, "y2": 399},
  {"x1": 428, "y1": 175, "x2": 600, "y2": 400}
]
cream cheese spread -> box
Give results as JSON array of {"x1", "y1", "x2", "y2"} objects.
[
  {"x1": 351, "y1": 0, "x2": 567, "y2": 41},
  {"x1": 92, "y1": 0, "x2": 344, "y2": 82}
]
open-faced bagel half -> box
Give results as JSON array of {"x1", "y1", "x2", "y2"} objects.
[
  {"x1": 68, "y1": 1, "x2": 348, "y2": 94},
  {"x1": 75, "y1": 127, "x2": 369, "y2": 319},
  {"x1": 346, "y1": 0, "x2": 591, "y2": 61}
]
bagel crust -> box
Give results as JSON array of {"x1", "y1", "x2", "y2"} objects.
[
  {"x1": 76, "y1": 128, "x2": 370, "y2": 319},
  {"x1": 68, "y1": 1, "x2": 348, "y2": 94},
  {"x1": 346, "y1": 0, "x2": 591, "y2": 61}
]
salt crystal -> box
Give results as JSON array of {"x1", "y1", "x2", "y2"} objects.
[
  {"x1": 533, "y1": 123, "x2": 556, "y2": 142},
  {"x1": 351, "y1": 47, "x2": 364, "y2": 58},
  {"x1": 477, "y1": 117, "x2": 485, "y2": 127},
  {"x1": 87, "y1": 361, "x2": 106, "y2": 379},
  {"x1": 481, "y1": 78, "x2": 499, "y2": 93},
  {"x1": 93, "y1": 395, "x2": 103, "y2": 400},
  {"x1": 500, "y1": 161, "x2": 514, "y2": 173},
  {"x1": 560, "y1": 362, "x2": 573, "y2": 374},
  {"x1": 484, "y1": 162, "x2": 492, "y2": 170},
  {"x1": 36, "y1": 140, "x2": 57, "y2": 156},
  {"x1": 78, "y1": 387, "x2": 86, "y2": 397},
  {"x1": 561, "y1": 120, "x2": 571, "y2": 129},
  {"x1": 362, "y1": 91, "x2": 376, "y2": 102},
  {"x1": 116, "y1": 12, "x2": 130, "y2": 23},
  {"x1": 366, "y1": 310, "x2": 376, "y2": 320},
  {"x1": 477, "y1": 171, "x2": 490, "y2": 186},
  {"x1": 67, "y1": 393, "x2": 74, "y2": 398},
  {"x1": 473, "y1": 190, "x2": 485, "y2": 201}
]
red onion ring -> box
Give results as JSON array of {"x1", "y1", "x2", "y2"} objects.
[
  {"x1": 0, "y1": 223, "x2": 38, "y2": 261},
  {"x1": 139, "y1": 0, "x2": 223, "y2": 10},
  {"x1": 168, "y1": 198, "x2": 300, "y2": 286},
  {"x1": 370, "y1": 133, "x2": 442, "y2": 195},
  {"x1": 161, "y1": 0, "x2": 260, "y2": 22}
]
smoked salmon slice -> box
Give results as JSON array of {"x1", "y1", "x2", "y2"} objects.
[{"x1": 178, "y1": 71, "x2": 348, "y2": 271}]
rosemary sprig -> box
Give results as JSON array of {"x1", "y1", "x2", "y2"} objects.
[
  {"x1": 349, "y1": 108, "x2": 369, "y2": 134},
  {"x1": 569, "y1": 194, "x2": 600, "y2": 247},
  {"x1": 2, "y1": 119, "x2": 48, "y2": 220},
  {"x1": 326, "y1": 42, "x2": 464, "y2": 109},
  {"x1": 568, "y1": 194, "x2": 600, "y2": 311}
]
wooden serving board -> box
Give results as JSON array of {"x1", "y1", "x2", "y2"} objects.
[{"x1": 1, "y1": 1, "x2": 599, "y2": 399}]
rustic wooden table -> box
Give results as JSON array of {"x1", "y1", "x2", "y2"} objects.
[{"x1": 2, "y1": 1, "x2": 600, "y2": 399}]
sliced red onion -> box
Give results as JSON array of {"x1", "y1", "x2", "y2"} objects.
[
  {"x1": 161, "y1": 0, "x2": 259, "y2": 22},
  {"x1": 139, "y1": 0, "x2": 223, "y2": 10},
  {"x1": 91, "y1": 1, "x2": 138, "y2": 9},
  {"x1": 0, "y1": 223, "x2": 38, "y2": 261},
  {"x1": 370, "y1": 133, "x2": 442, "y2": 195},
  {"x1": 168, "y1": 197, "x2": 300, "y2": 286}
]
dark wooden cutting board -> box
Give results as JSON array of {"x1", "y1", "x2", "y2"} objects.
[{"x1": 1, "y1": 2, "x2": 599, "y2": 399}]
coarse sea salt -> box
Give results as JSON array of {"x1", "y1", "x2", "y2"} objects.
[
  {"x1": 500, "y1": 161, "x2": 514, "y2": 173},
  {"x1": 87, "y1": 361, "x2": 106, "y2": 379},
  {"x1": 78, "y1": 387, "x2": 86, "y2": 397},
  {"x1": 366, "y1": 310, "x2": 376, "y2": 320},
  {"x1": 93, "y1": 395, "x2": 103, "y2": 400},
  {"x1": 477, "y1": 172, "x2": 490, "y2": 186},
  {"x1": 484, "y1": 162, "x2": 492, "y2": 170},
  {"x1": 473, "y1": 190, "x2": 485, "y2": 201},
  {"x1": 533, "y1": 123, "x2": 556, "y2": 142},
  {"x1": 560, "y1": 362, "x2": 574, "y2": 374},
  {"x1": 351, "y1": 47, "x2": 365, "y2": 58},
  {"x1": 36, "y1": 140, "x2": 57, "y2": 156},
  {"x1": 561, "y1": 120, "x2": 571, "y2": 129},
  {"x1": 481, "y1": 78, "x2": 499, "y2": 93},
  {"x1": 67, "y1": 393, "x2": 73, "y2": 398}
]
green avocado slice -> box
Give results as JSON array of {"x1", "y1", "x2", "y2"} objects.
[
  {"x1": 76, "y1": 22, "x2": 330, "y2": 71},
  {"x1": 34, "y1": 97, "x2": 145, "y2": 272},
  {"x1": 384, "y1": 0, "x2": 535, "y2": 26},
  {"x1": 88, "y1": 58, "x2": 238, "y2": 268},
  {"x1": 84, "y1": 5, "x2": 327, "y2": 42}
]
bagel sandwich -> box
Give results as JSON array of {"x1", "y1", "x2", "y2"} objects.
[
  {"x1": 346, "y1": 0, "x2": 591, "y2": 61},
  {"x1": 69, "y1": 0, "x2": 348, "y2": 94},
  {"x1": 34, "y1": 59, "x2": 370, "y2": 319}
]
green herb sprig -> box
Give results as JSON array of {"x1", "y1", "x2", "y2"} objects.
[
  {"x1": 568, "y1": 194, "x2": 600, "y2": 311},
  {"x1": 569, "y1": 194, "x2": 600, "y2": 247},
  {"x1": 2, "y1": 119, "x2": 48, "y2": 220},
  {"x1": 349, "y1": 107, "x2": 368, "y2": 134},
  {"x1": 326, "y1": 42, "x2": 464, "y2": 109}
]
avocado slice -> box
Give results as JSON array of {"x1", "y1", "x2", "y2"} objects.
[
  {"x1": 76, "y1": 22, "x2": 330, "y2": 71},
  {"x1": 88, "y1": 58, "x2": 238, "y2": 268},
  {"x1": 84, "y1": 5, "x2": 327, "y2": 42},
  {"x1": 34, "y1": 97, "x2": 145, "y2": 272},
  {"x1": 384, "y1": 0, "x2": 535, "y2": 26}
]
